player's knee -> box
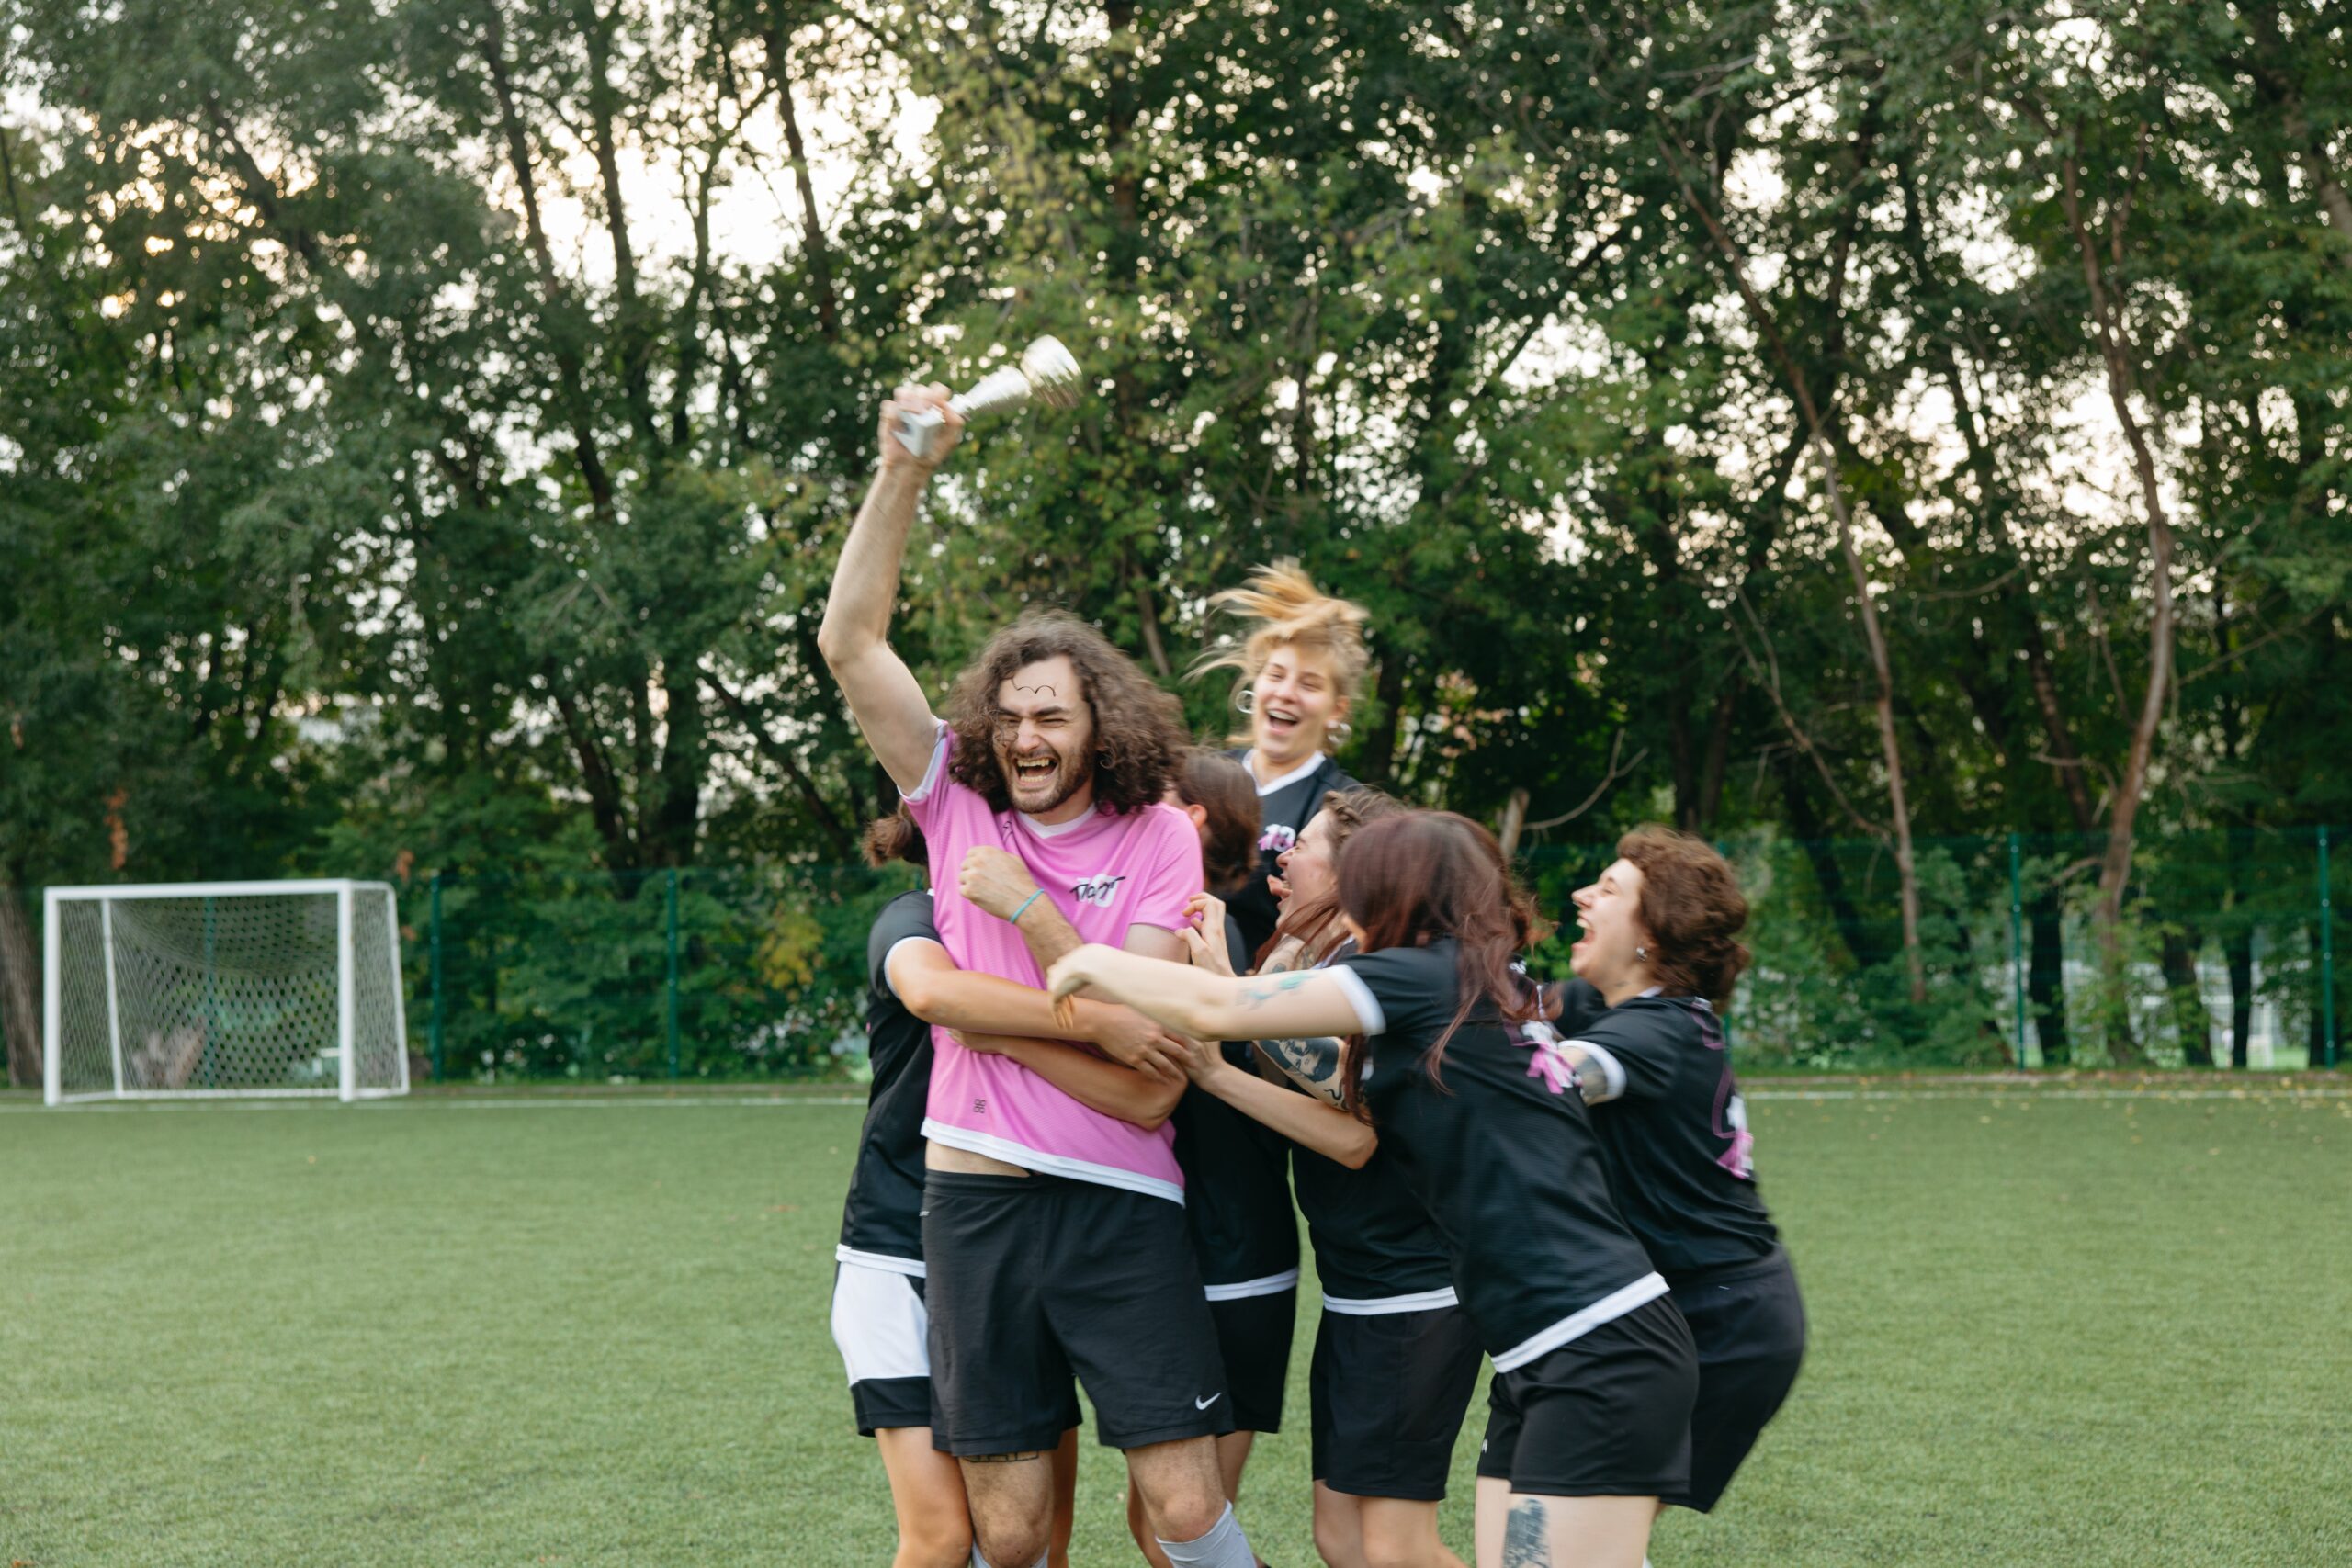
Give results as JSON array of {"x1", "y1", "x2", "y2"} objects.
[
  {"x1": 894, "y1": 1508, "x2": 971, "y2": 1568},
  {"x1": 1358, "y1": 1526, "x2": 1431, "y2": 1568},
  {"x1": 1148, "y1": 1485, "x2": 1228, "y2": 1546},
  {"x1": 1311, "y1": 1512, "x2": 1354, "y2": 1568},
  {"x1": 970, "y1": 1520, "x2": 1051, "y2": 1568}
]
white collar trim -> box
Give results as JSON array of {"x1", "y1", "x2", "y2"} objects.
[
  {"x1": 1241, "y1": 750, "x2": 1329, "y2": 797},
  {"x1": 1016, "y1": 808, "x2": 1096, "y2": 840}
]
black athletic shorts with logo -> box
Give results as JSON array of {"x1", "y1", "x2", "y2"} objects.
[
  {"x1": 922, "y1": 1169, "x2": 1235, "y2": 1456},
  {"x1": 1476, "y1": 1294, "x2": 1698, "y2": 1498},
  {"x1": 1668, "y1": 1246, "x2": 1806, "y2": 1511},
  {"x1": 1312, "y1": 1302, "x2": 1485, "y2": 1501}
]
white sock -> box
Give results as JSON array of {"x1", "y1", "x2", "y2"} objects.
[{"x1": 1158, "y1": 1502, "x2": 1255, "y2": 1568}]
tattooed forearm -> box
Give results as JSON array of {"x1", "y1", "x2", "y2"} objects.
[
  {"x1": 1238, "y1": 972, "x2": 1312, "y2": 1009},
  {"x1": 1253, "y1": 1036, "x2": 1348, "y2": 1105},
  {"x1": 1499, "y1": 1497, "x2": 1551, "y2": 1567}
]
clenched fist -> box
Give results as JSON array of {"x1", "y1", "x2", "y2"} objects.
[{"x1": 960, "y1": 845, "x2": 1042, "y2": 923}]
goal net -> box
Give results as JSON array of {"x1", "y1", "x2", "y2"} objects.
[{"x1": 43, "y1": 881, "x2": 411, "y2": 1103}]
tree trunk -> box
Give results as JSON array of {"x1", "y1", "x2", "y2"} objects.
[
  {"x1": 2030, "y1": 887, "x2": 2071, "y2": 1067},
  {"x1": 0, "y1": 887, "x2": 40, "y2": 1088},
  {"x1": 2224, "y1": 924, "x2": 2254, "y2": 1070},
  {"x1": 765, "y1": 13, "x2": 839, "y2": 339},
  {"x1": 2049, "y1": 135, "x2": 2176, "y2": 1062},
  {"x1": 1664, "y1": 125, "x2": 1927, "y2": 1004},
  {"x1": 1497, "y1": 787, "x2": 1530, "y2": 862},
  {"x1": 2159, "y1": 928, "x2": 2212, "y2": 1068}
]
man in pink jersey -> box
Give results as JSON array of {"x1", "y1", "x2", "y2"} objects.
[{"x1": 819, "y1": 385, "x2": 1261, "y2": 1568}]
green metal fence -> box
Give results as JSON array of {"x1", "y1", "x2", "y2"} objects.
[
  {"x1": 397, "y1": 828, "x2": 2343, "y2": 1083},
  {"x1": 13, "y1": 829, "x2": 2334, "y2": 1087},
  {"x1": 413, "y1": 863, "x2": 911, "y2": 1084},
  {"x1": 1522, "y1": 827, "x2": 2343, "y2": 1071}
]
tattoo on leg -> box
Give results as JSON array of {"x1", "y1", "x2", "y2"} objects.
[
  {"x1": 966, "y1": 1450, "x2": 1043, "y2": 1463},
  {"x1": 1500, "y1": 1498, "x2": 1551, "y2": 1568}
]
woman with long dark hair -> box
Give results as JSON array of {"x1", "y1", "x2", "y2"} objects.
[
  {"x1": 1182, "y1": 786, "x2": 1482, "y2": 1568},
  {"x1": 1546, "y1": 828, "x2": 1804, "y2": 1522},
  {"x1": 1047, "y1": 812, "x2": 1697, "y2": 1568}
]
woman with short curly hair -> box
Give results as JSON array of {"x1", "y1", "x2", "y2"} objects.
[{"x1": 1552, "y1": 826, "x2": 1806, "y2": 1524}]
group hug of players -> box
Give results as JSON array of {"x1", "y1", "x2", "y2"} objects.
[{"x1": 820, "y1": 387, "x2": 1806, "y2": 1568}]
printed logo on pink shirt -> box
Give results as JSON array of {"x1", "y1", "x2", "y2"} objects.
[{"x1": 1073, "y1": 874, "x2": 1128, "y2": 907}]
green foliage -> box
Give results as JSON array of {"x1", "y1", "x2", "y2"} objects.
[{"x1": 2, "y1": 1, "x2": 2347, "y2": 1066}]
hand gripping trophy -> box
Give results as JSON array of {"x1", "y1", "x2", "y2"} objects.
[{"x1": 892, "y1": 336, "x2": 1083, "y2": 461}]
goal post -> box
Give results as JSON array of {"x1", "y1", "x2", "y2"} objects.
[{"x1": 42, "y1": 880, "x2": 412, "y2": 1105}]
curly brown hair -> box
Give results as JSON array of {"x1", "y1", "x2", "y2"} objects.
[
  {"x1": 941, "y1": 609, "x2": 1188, "y2": 815},
  {"x1": 1617, "y1": 826, "x2": 1751, "y2": 1007}
]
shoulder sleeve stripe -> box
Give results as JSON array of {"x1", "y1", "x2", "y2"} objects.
[
  {"x1": 1566, "y1": 1038, "x2": 1626, "y2": 1103},
  {"x1": 1329, "y1": 964, "x2": 1386, "y2": 1036},
  {"x1": 879, "y1": 935, "x2": 945, "y2": 999},
  {"x1": 899, "y1": 722, "x2": 950, "y2": 805}
]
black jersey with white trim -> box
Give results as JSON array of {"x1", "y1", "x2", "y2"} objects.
[
  {"x1": 1566, "y1": 994, "x2": 1779, "y2": 1278},
  {"x1": 835, "y1": 890, "x2": 939, "y2": 1271},
  {"x1": 1170, "y1": 915, "x2": 1300, "y2": 1291},
  {"x1": 1225, "y1": 749, "x2": 1354, "y2": 959},
  {"x1": 1331, "y1": 939, "x2": 1663, "y2": 1367},
  {"x1": 1273, "y1": 936, "x2": 1454, "y2": 1306}
]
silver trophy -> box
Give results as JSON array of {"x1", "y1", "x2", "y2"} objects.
[{"x1": 892, "y1": 336, "x2": 1083, "y2": 461}]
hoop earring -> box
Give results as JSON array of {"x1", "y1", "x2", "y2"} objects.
[
  {"x1": 1235, "y1": 688, "x2": 1255, "y2": 715},
  {"x1": 1635, "y1": 943, "x2": 1649, "y2": 962},
  {"x1": 1330, "y1": 719, "x2": 1352, "y2": 744}
]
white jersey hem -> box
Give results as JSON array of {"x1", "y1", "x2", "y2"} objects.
[
  {"x1": 835, "y1": 1244, "x2": 927, "y2": 1279},
  {"x1": 921, "y1": 1119, "x2": 1185, "y2": 1205},
  {"x1": 1491, "y1": 1272, "x2": 1670, "y2": 1372},
  {"x1": 1321, "y1": 1283, "x2": 1461, "y2": 1316},
  {"x1": 1203, "y1": 1268, "x2": 1301, "y2": 1302}
]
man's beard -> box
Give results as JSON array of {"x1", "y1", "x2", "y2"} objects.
[{"x1": 1001, "y1": 744, "x2": 1093, "y2": 815}]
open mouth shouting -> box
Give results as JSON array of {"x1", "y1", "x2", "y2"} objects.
[
  {"x1": 1011, "y1": 751, "x2": 1060, "y2": 795},
  {"x1": 1261, "y1": 702, "x2": 1304, "y2": 744}
]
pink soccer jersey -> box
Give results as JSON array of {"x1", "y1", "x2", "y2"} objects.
[{"x1": 902, "y1": 726, "x2": 1204, "y2": 1201}]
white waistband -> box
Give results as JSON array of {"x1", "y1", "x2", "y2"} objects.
[
  {"x1": 1320, "y1": 1283, "x2": 1461, "y2": 1316},
  {"x1": 921, "y1": 1120, "x2": 1185, "y2": 1205},
  {"x1": 1204, "y1": 1268, "x2": 1301, "y2": 1302},
  {"x1": 834, "y1": 1245, "x2": 927, "y2": 1279},
  {"x1": 1491, "y1": 1273, "x2": 1669, "y2": 1372}
]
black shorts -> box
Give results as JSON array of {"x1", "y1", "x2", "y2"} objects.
[
  {"x1": 1205, "y1": 1284, "x2": 1297, "y2": 1434},
  {"x1": 1311, "y1": 1302, "x2": 1486, "y2": 1501},
  {"x1": 1476, "y1": 1294, "x2": 1698, "y2": 1498},
  {"x1": 1669, "y1": 1247, "x2": 1806, "y2": 1511},
  {"x1": 922, "y1": 1170, "x2": 1233, "y2": 1456}
]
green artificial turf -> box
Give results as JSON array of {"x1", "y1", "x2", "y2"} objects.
[{"x1": 2, "y1": 1084, "x2": 2346, "y2": 1566}]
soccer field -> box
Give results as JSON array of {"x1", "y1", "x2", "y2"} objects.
[{"x1": 2, "y1": 1084, "x2": 2346, "y2": 1566}]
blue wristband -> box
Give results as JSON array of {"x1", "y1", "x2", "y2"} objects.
[{"x1": 1010, "y1": 889, "x2": 1044, "y2": 924}]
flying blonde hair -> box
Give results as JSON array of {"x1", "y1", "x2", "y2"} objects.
[{"x1": 1190, "y1": 561, "x2": 1373, "y2": 731}]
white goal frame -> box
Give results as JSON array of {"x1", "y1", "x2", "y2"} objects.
[{"x1": 42, "y1": 880, "x2": 411, "y2": 1105}]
